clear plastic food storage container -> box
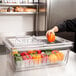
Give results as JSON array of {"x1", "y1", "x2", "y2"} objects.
[{"x1": 3, "y1": 36, "x2": 73, "y2": 71}]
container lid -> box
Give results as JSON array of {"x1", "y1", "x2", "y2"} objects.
[{"x1": 3, "y1": 36, "x2": 73, "y2": 51}]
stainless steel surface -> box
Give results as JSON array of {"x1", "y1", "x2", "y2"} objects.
[
  {"x1": 0, "y1": 55, "x2": 14, "y2": 76},
  {"x1": 33, "y1": 0, "x2": 47, "y2": 35},
  {"x1": 50, "y1": 0, "x2": 76, "y2": 26},
  {"x1": 33, "y1": 0, "x2": 76, "y2": 35},
  {"x1": 34, "y1": 0, "x2": 76, "y2": 35},
  {"x1": 35, "y1": 4, "x2": 39, "y2": 35},
  {"x1": 46, "y1": 0, "x2": 51, "y2": 30}
]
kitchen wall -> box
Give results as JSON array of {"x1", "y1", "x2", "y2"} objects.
[
  {"x1": 0, "y1": 15, "x2": 34, "y2": 36},
  {"x1": 0, "y1": 15, "x2": 34, "y2": 44},
  {"x1": 0, "y1": 0, "x2": 46, "y2": 44},
  {"x1": 0, "y1": 15, "x2": 46, "y2": 44}
]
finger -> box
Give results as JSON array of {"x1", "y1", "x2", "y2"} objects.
[
  {"x1": 46, "y1": 30, "x2": 51, "y2": 36},
  {"x1": 46, "y1": 31, "x2": 48, "y2": 37},
  {"x1": 49, "y1": 30, "x2": 55, "y2": 34}
]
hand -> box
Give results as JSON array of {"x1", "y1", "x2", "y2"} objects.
[
  {"x1": 46, "y1": 29, "x2": 54, "y2": 37},
  {"x1": 46, "y1": 26, "x2": 58, "y2": 36},
  {"x1": 46, "y1": 29, "x2": 55, "y2": 42}
]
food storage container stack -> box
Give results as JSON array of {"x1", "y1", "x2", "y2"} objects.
[{"x1": 3, "y1": 36, "x2": 73, "y2": 71}]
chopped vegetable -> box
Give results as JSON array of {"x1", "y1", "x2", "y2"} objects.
[
  {"x1": 56, "y1": 52, "x2": 64, "y2": 61},
  {"x1": 22, "y1": 55, "x2": 32, "y2": 60},
  {"x1": 14, "y1": 54, "x2": 20, "y2": 57},
  {"x1": 52, "y1": 50, "x2": 59, "y2": 54},
  {"x1": 28, "y1": 50, "x2": 37, "y2": 54},
  {"x1": 12, "y1": 51, "x2": 18, "y2": 55},
  {"x1": 32, "y1": 54, "x2": 41, "y2": 64},
  {"x1": 48, "y1": 54, "x2": 58, "y2": 63},
  {"x1": 48, "y1": 50, "x2": 64, "y2": 63},
  {"x1": 45, "y1": 51, "x2": 51, "y2": 56},
  {"x1": 15, "y1": 56, "x2": 22, "y2": 61},
  {"x1": 20, "y1": 52, "x2": 28, "y2": 56},
  {"x1": 37, "y1": 50, "x2": 41, "y2": 54}
]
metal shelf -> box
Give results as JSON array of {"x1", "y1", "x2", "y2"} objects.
[
  {"x1": 0, "y1": 12, "x2": 45, "y2": 15},
  {"x1": 0, "y1": 12, "x2": 36, "y2": 15},
  {"x1": 0, "y1": 2, "x2": 47, "y2": 36},
  {"x1": 0, "y1": 3, "x2": 46, "y2": 6}
]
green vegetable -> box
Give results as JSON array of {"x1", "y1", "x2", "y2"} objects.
[
  {"x1": 14, "y1": 54, "x2": 21, "y2": 57},
  {"x1": 15, "y1": 56, "x2": 22, "y2": 61},
  {"x1": 42, "y1": 49, "x2": 52, "y2": 52},
  {"x1": 45, "y1": 51, "x2": 51, "y2": 56}
]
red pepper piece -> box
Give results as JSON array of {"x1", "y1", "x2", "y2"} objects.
[
  {"x1": 41, "y1": 54, "x2": 46, "y2": 58},
  {"x1": 22, "y1": 56, "x2": 27, "y2": 60},
  {"x1": 22, "y1": 55, "x2": 32, "y2": 60},
  {"x1": 37, "y1": 50, "x2": 41, "y2": 54},
  {"x1": 28, "y1": 55, "x2": 32, "y2": 59},
  {"x1": 28, "y1": 50, "x2": 36, "y2": 54},
  {"x1": 52, "y1": 50, "x2": 59, "y2": 54},
  {"x1": 20, "y1": 52, "x2": 28, "y2": 56}
]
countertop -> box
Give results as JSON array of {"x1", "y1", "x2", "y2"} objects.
[{"x1": 0, "y1": 51, "x2": 76, "y2": 76}]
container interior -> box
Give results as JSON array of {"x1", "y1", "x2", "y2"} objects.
[{"x1": 11, "y1": 48, "x2": 69, "y2": 71}]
